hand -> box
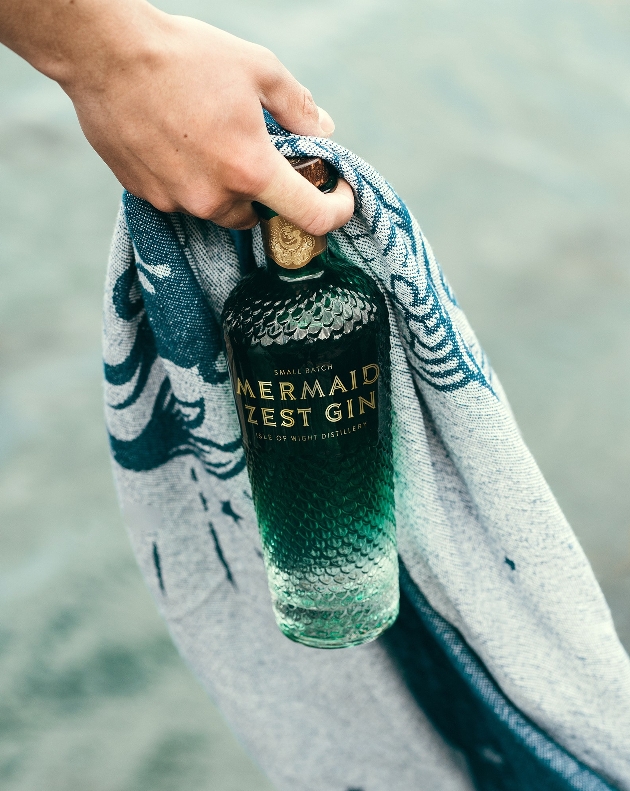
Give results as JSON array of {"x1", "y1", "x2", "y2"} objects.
[{"x1": 0, "y1": 0, "x2": 355, "y2": 232}]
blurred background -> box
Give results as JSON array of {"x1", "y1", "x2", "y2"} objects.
[{"x1": 1, "y1": 0, "x2": 629, "y2": 788}]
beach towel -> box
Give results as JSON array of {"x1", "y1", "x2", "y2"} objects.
[{"x1": 103, "y1": 114, "x2": 630, "y2": 791}]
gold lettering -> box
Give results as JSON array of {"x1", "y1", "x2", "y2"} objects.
[
  {"x1": 301, "y1": 379, "x2": 325, "y2": 399},
  {"x1": 237, "y1": 378, "x2": 255, "y2": 398},
  {"x1": 245, "y1": 405, "x2": 258, "y2": 424},
  {"x1": 359, "y1": 391, "x2": 376, "y2": 414},
  {"x1": 280, "y1": 409, "x2": 295, "y2": 427},
  {"x1": 279, "y1": 382, "x2": 296, "y2": 401},
  {"x1": 328, "y1": 375, "x2": 348, "y2": 396},
  {"x1": 258, "y1": 381, "x2": 273, "y2": 399},
  {"x1": 362, "y1": 364, "x2": 380, "y2": 385},
  {"x1": 297, "y1": 408, "x2": 312, "y2": 427},
  {"x1": 347, "y1": 399, "x2": 354, "y2": 418},
  {"x1": 350, "y1": 370, "x2": 357, "y2": 390},
  {"x1": 261, "y1": 408, "x2": 276, "y2": 426},
  {"x1": 325, "y1": 403, "x2": 342, "y2": 422}
]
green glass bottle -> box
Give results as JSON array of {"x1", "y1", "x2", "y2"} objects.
[{"x1": 222, "y1": 157, "x2": 398, "y2": 648}]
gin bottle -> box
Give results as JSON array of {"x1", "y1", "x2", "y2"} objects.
[{"x1": 222, "y1": 157, "x2": 398, "y2": 648}]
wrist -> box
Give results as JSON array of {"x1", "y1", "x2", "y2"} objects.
[{"x1": 20, "y1": 0, "x2": 169, "y2": 92}]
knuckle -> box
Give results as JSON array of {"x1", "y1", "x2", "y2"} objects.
[
  {"x1": 223, "y1": 159, "x2": 269, "y2": 198},
  {"x1": 184, "y1": 195, "x2": 222, "y2": 219},
  {"x1": 148, "y1": 195, "x2": 178, "y2": 214},
  {"x1": 252, "y1": 43, "x2": 272, "y2": 59},
  {"x1": 301, "y1": 208, "x2": 332, "y2": 237},
  {"x1": 212, "y1": 203, "x2": 257, "y2": 230},
  {"x1": 178, "y1": 163, "x2": 269, "y2": 220},
  {"x1": 175, "y1": 183, "x2": 223, "y2": 218},
  {"x1": 299, "y1": 87, "x2": 317, "y2": 117},
  {"x1": 253, "y1": 44, "x2": 282, "y2": 74}
]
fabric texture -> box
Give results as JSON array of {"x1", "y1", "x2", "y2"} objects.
[{"x1": 103, "y1": 115, "x2": 630, "y2": 791}]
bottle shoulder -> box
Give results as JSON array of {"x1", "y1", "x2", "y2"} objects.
[{"x1": 222, "y1": 254, "x2": 388, "y2": 350}]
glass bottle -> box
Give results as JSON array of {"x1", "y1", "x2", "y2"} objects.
[{"x1": 221, "y1": 157, "x2": 398, "y2": 648}]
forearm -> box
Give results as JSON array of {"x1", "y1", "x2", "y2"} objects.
[{"x1": 0, "y1": 0, "x2": 162, "y2": 87}]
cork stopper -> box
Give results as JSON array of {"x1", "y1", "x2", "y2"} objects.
[{"x1": 287, "y1": 157, "x2": 337, "y2": 192}]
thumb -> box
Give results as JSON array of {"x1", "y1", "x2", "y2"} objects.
[
  {"x1": 256, "y1": 153, "x2": 355, "y2": 236},
  {"x1": 258, "y1": 60, "x2": 335, "y2": 137}
]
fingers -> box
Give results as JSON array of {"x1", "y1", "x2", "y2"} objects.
[
  {"x1": 256, "y1": 154, "x2": 355, "y2": 235},
  {"x1": 78, "y1": 22, "x2": 345, "y2": 231},
  {"x1": 258, "y1": 53, "x2": 335, "y2": 137}
]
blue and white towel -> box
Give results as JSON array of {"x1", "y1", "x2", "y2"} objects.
[{"x1": 103, "y1": 115, "x2": 630, "y2": 791}]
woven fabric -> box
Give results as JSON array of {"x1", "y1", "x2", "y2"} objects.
[{"x1": 103, "y1": 116, "x2": 630, "y2": 791}]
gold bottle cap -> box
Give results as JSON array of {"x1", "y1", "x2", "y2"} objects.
[{"x1": 259, "y1": 157, "x2": 336, "y2": 270}]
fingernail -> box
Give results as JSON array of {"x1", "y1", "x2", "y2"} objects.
[{"x1": 318, "y1": 106, "x2": 335, "y2": 136}]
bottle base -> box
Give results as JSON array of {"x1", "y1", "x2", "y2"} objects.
[{"x1": 277, "y1": 602, "x2": 399, "y2": 649}]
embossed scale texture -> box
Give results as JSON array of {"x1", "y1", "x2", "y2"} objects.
[
  {"x1": 222, "y1": 257, "x2": 379, "y2": 348},
  {"x1": 223, "y1": 251, "x2": 399, "y2": 647},
  {"x1": 250, "y1": 435, "x2": 397, "y2": 647}
]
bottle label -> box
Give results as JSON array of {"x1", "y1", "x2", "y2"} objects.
[
  {"x1": 226, "y1": 341, "x2": 387, "y2": 452},
  {"x1": 260, "y1": 216, "x2": 327, "y2": 269}
]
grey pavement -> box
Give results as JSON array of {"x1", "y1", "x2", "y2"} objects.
[{"x1": 1, "y1": 1, "x2": 629, "y2": 789}]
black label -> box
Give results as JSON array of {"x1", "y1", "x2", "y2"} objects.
[{"x1": 226, "y1": 332, "x2": 386, "y2": 453}]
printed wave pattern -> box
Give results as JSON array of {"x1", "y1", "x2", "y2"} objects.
[{"x1": 104, "y1": 114, "x2": 494, "y2": 477}]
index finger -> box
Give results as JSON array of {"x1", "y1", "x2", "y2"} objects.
[{"x1": 255, "y1": 153, "x2": 355, "y2": 236}]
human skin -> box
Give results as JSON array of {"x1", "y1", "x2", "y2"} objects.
[{"x1": 0, "y1": 0, "x2": 355, "y2": 231}]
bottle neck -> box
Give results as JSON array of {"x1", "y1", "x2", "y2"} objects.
[{"x1": 266, "y1": 250, "x2": 327, "y2": 281}]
